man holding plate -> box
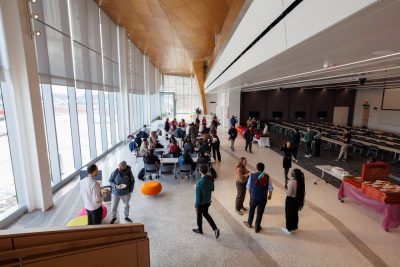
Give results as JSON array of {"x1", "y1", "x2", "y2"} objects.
[{"x1": 109, "y1": 161, "x2": 135, "y2": 224}]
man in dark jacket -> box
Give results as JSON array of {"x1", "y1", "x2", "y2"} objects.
[
  {"x1": 230, "y1": 115, "x2": 238, "y2": 127},
  {"x1": 228, "y1": 126, "x2": 238, "y2": 151},
  {"x1": 143, "y1": 149, "x2": 160, "y2": 165},
  {"x1": 193, "y1": 165, "x2": 220, "y2": 239},
  {"x1": 290, "y1": 128, "x2": 301, "y2": 160},
  {"x1": 244, "y1": 162, "x2": 273, "y2": 233},
  {"x1": 109, "y1": 161, "x2": 135, "y2": 224},
  {"x1": 244, "y1": 128, "x2": 254, "y2": 153}
]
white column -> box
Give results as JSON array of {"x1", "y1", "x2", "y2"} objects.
[
  {"x1": 0, "y1": 0, "x2": 53, "y2": 211},
  {"x1": 118, "y1": 27, "x2": 129, "y2": 138}
]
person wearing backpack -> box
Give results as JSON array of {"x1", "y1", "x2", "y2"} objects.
[
  {"x1": 109, "y1": 161, "x2": 135, "y2": 224},
  {"x1": 228, "y1": 126, "x2": 238, "y2": 151},
  {"x1": 192, "y1": 165, "x2": 220, "y2": 239},
  {"x1": 243, "y1": 162, "x2": 273, "y2": 233}
]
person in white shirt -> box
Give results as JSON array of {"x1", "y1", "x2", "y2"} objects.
[{"x1": 80, "y1": 164, "x2": 105, "y2": 225}]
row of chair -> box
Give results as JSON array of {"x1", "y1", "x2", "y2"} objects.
[{"x1": 144, "y1": 163, "x2": 210, "y2": 180}]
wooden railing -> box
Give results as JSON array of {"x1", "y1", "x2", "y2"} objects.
[{"x1": 0, "y1": 224, "x2": 150, "y2": 267}]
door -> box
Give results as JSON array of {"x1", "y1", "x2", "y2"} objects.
[
  {"x1": 333, "y1": 106, "x2": 349, "y2": 126},
  {"x1": 160, "y1": 92, "x2": 175, "y2": 117}
]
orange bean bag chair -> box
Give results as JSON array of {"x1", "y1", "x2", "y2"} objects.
[{"x1": 141, "y1": 181, "x2": 162, "y2": 196}]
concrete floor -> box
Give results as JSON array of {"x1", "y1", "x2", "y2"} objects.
[{"x1": 8, "y1": 127, "x2": 400, "y2": 267}]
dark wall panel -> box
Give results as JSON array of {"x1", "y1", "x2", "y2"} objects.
[{"x1": 240, "y1": 88, "x2": 356, "y2": 125}]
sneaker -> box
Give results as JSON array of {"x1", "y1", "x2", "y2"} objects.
[
  {"x1": 192, "y1": 229, "x2": 203, "y2": 234},
  {"x1": 110, "y1": 217, "x2": 117, "y2": 224},
  {"x1": 214, "y1": 229, "x2": 220, "y2": 239},
  {"x1": 243, "y1": 221, "x2": 252, "y2": 228},
  {"x1": 240, "y1": 207, "x2": 247, "y2": 212},
  {"x1": 281, "y1": 228, "x2": 292, "y2": 235},
  {"x1": 341, "y1": 159, "x2": 346, "y2": 162},
  {"x1": 125, "y1": 217, "x2": 133, "y2": 223},
  {"x1": 236, "y1": 209, "x2": 243, "y2": 215},
  {"x1": 255, "y1": 226, "x2": 262, "y2": 233}
]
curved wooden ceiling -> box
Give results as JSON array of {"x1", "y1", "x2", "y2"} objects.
[{"x1": 97, "y1": 0, "x2": 244, "y2": 75}]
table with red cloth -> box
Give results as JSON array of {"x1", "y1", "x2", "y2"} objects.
[{"x1": 338, "y1": 182, "x2": 400, "y2": 231}]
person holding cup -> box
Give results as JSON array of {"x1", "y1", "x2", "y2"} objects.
[{"x1": 109, "y1": 161, "x2": 135, "y2": 224}]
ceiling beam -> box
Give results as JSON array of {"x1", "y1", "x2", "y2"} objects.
[{"x1": 193, "y1": 61, "x2": 207, "y2": 114}]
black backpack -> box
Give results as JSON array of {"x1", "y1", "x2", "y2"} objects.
[{"x1": 138, "y1": 168, "x2": 145, "y2": 181}]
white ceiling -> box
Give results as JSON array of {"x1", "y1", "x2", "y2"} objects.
[{"x1": 210, "y1": 0, "x2": 400, "y2": 93}]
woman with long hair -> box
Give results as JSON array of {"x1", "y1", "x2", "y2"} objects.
[
  {"x1": 235, "y1": 157, "x2": 251, "y2": 215},
  {"x1": 282, "y1": 168, "x2": 305, "y2": 234}
]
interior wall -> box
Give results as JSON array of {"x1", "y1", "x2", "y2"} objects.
[
  {"x1": 205, "y1": 93, "x2": 218, "y2": 115},
  {"x1": 240, "y1": 88, "x2": 356, "y2": 125},
  {"x1": 353, "y1": 88, "x2": 400, "y2": 133}
]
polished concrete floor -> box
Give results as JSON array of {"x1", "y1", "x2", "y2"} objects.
[{"x1": 8, "y1": 127, "x2": 400, "y2": 267}]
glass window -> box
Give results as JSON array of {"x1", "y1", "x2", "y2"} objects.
[
  {"x1": 114, "y1": 92, "x2": 119, "y2": 141},
  {"x1": 104, "y1": 91, "x2": 112, "y2": 148},
  {"x1": 76, "y1": 89, "x2": 91, "y2": 164},
  {"x1": 92, "y1": 90, "x2": 103, "y2": 155},
  {"x1": 52, "y1": 85, "x2": 74, "y2": 178},
  {"x1": 0, "y1": 86, "x2": 18, "y2": 216}
]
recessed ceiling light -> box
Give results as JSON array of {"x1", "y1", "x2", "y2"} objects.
[{"x1": 372, "y1": 50, "x2": 396, "y2": 56}]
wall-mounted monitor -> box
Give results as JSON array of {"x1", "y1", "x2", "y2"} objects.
[
  {"x1": 295, "y1": 111, "x2": 305, "y2": 119},
  {"x1": 317, "y1": 111, "x2": 328, "y2": 118},
  {"x1": 249, "y1": 111, "x2": 260, "y2": 119},
  {"x1": 272, "y1": 111, "x2": 283, "y2": 118}
]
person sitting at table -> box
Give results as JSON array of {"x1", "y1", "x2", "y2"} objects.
[
  {"x1": 336, "y1": 128, "x2": 352, "y2": 162},
  {"x1": 169, "y1": 139, "x2": 181, "y2": 157},
  {"x1": 139, "y1": 125, "x2": 148, "y2": 139},
  {"x1": 149, "y1": 131, "x2": 158, "y2": 149},
  {"x1": 139, "y1": 138, "x2": 149, "y2": 157},
  {"x1": 199, "y1": 139, "x2": 211, "y2": 155},
  {"x1": 109, "y1": 161, "x2": 135, "y2": 224},
  {"x1": 183, "y1": 137, "x2": 195, "y2": 154},
  {"x1": 143, "y1": 149, "x2": 160, "y2": 166},
  {"x1": 179, "y1": 150, "x2": 196, "y2": 171}
]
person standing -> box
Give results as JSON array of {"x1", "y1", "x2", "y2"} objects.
[
  {"x1": 80, "y1": 164, "x2": 104, "y2": 225},
  {"x1": 164, "y1": 118, "x2": 170, "y2": 135},
  {"x1": 109, "y1": 161, "x2": 135, "y2": 224},
  {"x1": 304, "y1": 127, "x2": 314, "y2": 158},
  {"x1": 211, "y1": 133, "x2": 221, "y2": 162},
  {"x1": 244, "y1": 163, "x2": 273, "y2": 233},
  {"x1": 281, "y1": 141, "x2": 294, "y2": 189},
  {"x1": 314, "y1": 128, "x2": 322, "y2": 157},
  {"x1": 244, "y1": 127, "x2": 254, "y2": 153},
  {"x1": 290, "y1": 128, "x2": 301, "y2": 160},
  {"x1": 235, "y1": 157, "x2": 251, "y2": 215},
  {"x1": 282, "y1": 168, "x2": 305, "y2": 234},
  {"x1": 189, "y1": 123, "x2": 198, "y2": 145},
  {"x1": 337, "y1": 128, "x2": 352, "y2": 162},
  {"x1": 228, "y1": 126, "x2": 238, "y2": 151},
  {"x1": 193, "y1": 165, "x2": 220, "y2": 239}
]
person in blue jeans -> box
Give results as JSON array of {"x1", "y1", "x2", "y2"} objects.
[
  {"x1": 193, "y1": 165, "x2": 220, "y2": 239},
  {"x1": 244, "y1": 162, "x2": 274, "y2": 233}
]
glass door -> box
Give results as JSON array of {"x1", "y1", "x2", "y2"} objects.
[{"x1": 160, "y1": 92, "x2": 175, "y2": 117}]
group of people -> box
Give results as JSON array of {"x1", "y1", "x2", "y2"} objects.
[{"x1": 235, "y1": 158, "x2": 306, "y2": 234}]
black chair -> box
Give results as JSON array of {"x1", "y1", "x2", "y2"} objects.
[
  {"x1": 353, "y1": 142, "x2": 367, "y2": 156},
  {"x1": 177, "y1": 164, "x2": 193, "y2": 179},
  {"x1": 144, "y1": 164, "x2": 159, "y2": 179},
  {"x1": 366, "y1": 145, "x2": 379, "y2": 158}
]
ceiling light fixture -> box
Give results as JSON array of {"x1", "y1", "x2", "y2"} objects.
[
  {"x1": 32, "y1": 13, "x2": 39, "y2": 20},
  {"x1": 33, "y1": 31, "x2": 41, "y2": 37},
  {"x1": 30, "y1": 0, "x2": 37, "y2": 3}
]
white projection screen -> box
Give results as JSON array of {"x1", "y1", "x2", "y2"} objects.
[{"x1": 382, "y1": 88, "x2": 400, "y2": 110}]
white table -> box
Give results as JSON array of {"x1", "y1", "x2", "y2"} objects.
[
  {"x1": 315, "y1": 165, "x2": 350, "y2": 185},
  {"x1": 160, "y1": 158, "x2": 215, "y2": 164},
  {"x1": 258, "y1": 137, "x2": 270, "y2": 148}
]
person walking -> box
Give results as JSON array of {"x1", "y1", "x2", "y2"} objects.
[
  {"x1": 235, "y1": 157, "x2": 251, "y2": 215},
  {"x1": 211, "y1": 133, "x2": 221, "y2": 162},
  {"x1": 282, "y1": 168, "x2": 306, "y2": 234},
  {"x1": 80, "y1": 164, "x2": 105, "y2": 225},
  {"x1": 336, "y1": 128, "x2": 352, "y2": 162},
  {"x1": 244, "y1": 127, "x2": 254, "y2": 153},
  {"x1": 244, "y1": 162, "x2": 273, "y2": 233},
  {"x1": 290, "y1": 128, "x2": 301, "y2": 160},
  {"x1": 304, "y1": 127, "x2": 314, "y2": 158},
  {"x1": 109, "y1": 161, "x2": 135, "y2": 224},
  {"x1": 314, "y1": 128, "x2": 322, "y2": 157},
  {"x1": 193, "y1": 165, "x2": 220, "y2": 239},
  {"x1": 164, "y1": 118, "x2": 170, "y2": 136},
  {"x1": 228, "y1": 126, "x2": 238, "y2": 151},
  {"x1": 281, "y1": 141, "x2": 294, "y2": 189}
]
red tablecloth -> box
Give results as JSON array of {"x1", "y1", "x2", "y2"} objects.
[{"x1": 338, "y1": 182, "x2": 400, "y2": 230}]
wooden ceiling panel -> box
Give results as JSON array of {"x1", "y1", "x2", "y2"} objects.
[{"x1": 98, "y1": 0, "x2": 243, "y2": 75}]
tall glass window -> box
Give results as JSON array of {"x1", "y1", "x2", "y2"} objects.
[
  {"x1": 92, "y1": 90, "x2": 103, "y2": 155},
  {"x1": 104, "y1": 91, "x2": 112, "y2": 148},
  {"x1": 52, "y1": 85, "x2": 74, "y2": 178},
  {"x1": 114, "y1": 92, "x2": 119, "y2": 141},
  {"x1": 0, "y1": 86, "x2": 17, "y2": 216},
  {"x1": 76, "y1": 89, "x2": 90, "y2": 164}
]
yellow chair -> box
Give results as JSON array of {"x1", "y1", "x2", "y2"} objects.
[
  {"x1": 66, "y1": 215, "x2": 88, "y2": 226},
  {"x1": 141, "y1": 181, "x2": 162, "y2": 196}
]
